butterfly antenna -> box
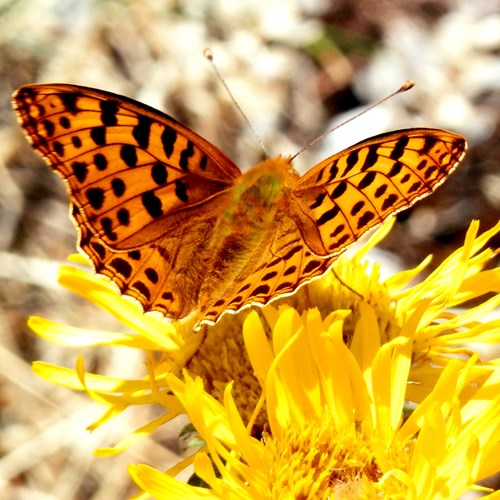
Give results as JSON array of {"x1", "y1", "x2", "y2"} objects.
[
  {"x1": 204, "y1": 48, "x2": 271, "y2": 159},
  {"x1": 332, "y1": 268, "x2": 364, "y2": 300},
  {"x1": 291, "y1": 80, "x2": 415, "y2": 161}
]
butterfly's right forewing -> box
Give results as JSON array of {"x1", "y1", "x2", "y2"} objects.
[{"x1": 292, "y1": 129, "x2": 467, "y2": 257}]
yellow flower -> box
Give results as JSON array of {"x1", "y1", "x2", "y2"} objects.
[
  {"x1": 30, "y1": 218, "x2": 500, "y2": 467},
  {"x1": 130, "y1": 306, "x2": 499, "y2": 498}
]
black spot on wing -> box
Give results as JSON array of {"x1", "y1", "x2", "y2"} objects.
[
  {"x1": 117, "y1": 208, "x2": 130, "y2": 225},
  {"x1": 325, "y1": 160, "x2": 339, "y2": 183},
  {"x1": 101, "y1": 217, "x2": 117, "y2": 241},
  {"x1": 91, "y1": 126, "x2": 106, "y2": 146},
  {"x1": 145, "y1": 268, "x2": 159, "y2": 284},
  {"x1": 161, "y1": 125, "x2": 177, "y2": 158},
  {"x1": 316, "y1": 205, "x2": 340, "y2": 226},
  {"x1": 121, "y1": 145, "x2": 138, "y2": 167},
  {"x1": 250, "y1": 284, "x2": 270, "y2": 297},
  {"x1": 388, "y1": 161, "x2": 403, "y2": 177},
  {"x1": 331, "y1": 182, "x2": 347, "y2": 199},
  {"x1": 86, "y1": 188, "x2": 105, "y2": 209},
  {"x1": 358, "y1": 171, "x2": 376, "y2": 190},
  {"x1": 310, "y1": 192, "x2": 326, "y2": 210},
  {"x1": 175, "y1": 179, "x2": 188, "y2": 202},
  {"x1": 100, "y1": 99, "x2": 119, "y2": 126},
  {"x1": 133, "y1": 114, "x2": 153, "y2": 148},
  {"x1": 351, "y1": 200, "x2": 365, "y2": 216},
  {"x1": 151, "y1": 163, "x2": 167, "y2": 185},
  {"x1": 53, "y1": 141, "x2": 64, "y2": 157},
  {"x1": 303, "y1": 260, "x2": 321, "y2": 273},
  {"x1": 179, "y1": 141, "x2": 194, "y2": 171},
  {"x1": 262, "y1": 271, "x2": 278, "y2": 281},
  {"x1": 132, "y1": 281, "x2": 151, "y2": 301},
  {"x1": 381, "y1": 194, "x2": 399, "y2": 211},
  {"x1": 72, "y1": 161, "x2": 88, "y2": 182},
  {"x1": 357, "y1": 211, "x2": 375, "y2": 229},
  {"x1": 91, "y1": 242, "x2": 106, "y2": 260},
  {"x1": 111, "y1": 178, "x2": 126, "y2": 197},
  {"x1": 94, "y1": 153, "x2": 107, "y2": 171},
  {"x1": 374, "y1": 184, "x2": 388, "y2": 198},
  {"x1": 42, "y1": 119, "x2": 55, "y2": 137},
  {"x1": 420, "y1": 136, "x2": 438, "y2": 155},
  {"x1": 342, "y1": 149, "x2": 359, "y2": 176},
  {"x1": 390, "y1": 135, "x2": 409, "y2": 160},
  {"x1": 60, "y1": 93, "x2": 80, "y2": 114},
  {"x1": 142, "y1": 190, "x2": 163, "y2": 218},
  {"x1": 330, "y1": 224, "x2": 345, "y2": 238},
  {"x1": 59, "y1": 116, "x2": 70, "y2": 129},
  {"x1": 362, "y1": 145, "x2": 379, "y2": 170}
]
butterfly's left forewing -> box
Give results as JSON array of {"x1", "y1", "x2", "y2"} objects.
[{"x1": 13, "y1": 84, "x2": 241, "y2": 251}]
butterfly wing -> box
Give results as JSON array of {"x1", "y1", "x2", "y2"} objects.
[
  {"x1": 13, "y1": 83, "x2": 242, "y2": 321},
  {"x1": 291, "y1": 129, "x2": 467, "y2": 257},
  {"x1": 13, "y1": 84, "x2": 241, "y2": 250},
  {"x1": 199, "y1": 128, "x2": 467, "y2": 328}
]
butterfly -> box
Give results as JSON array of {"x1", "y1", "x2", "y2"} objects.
[{"x1": 12, "y1": 84, "x2": 466, "y2": 330}]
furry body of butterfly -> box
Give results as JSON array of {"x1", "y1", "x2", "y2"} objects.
[
  {"x1": 200, "y1": 156, "x2": 298, "y2": 306},
  {"x1": 12, "y1": 84, "x2": 467, "y2": 330}
]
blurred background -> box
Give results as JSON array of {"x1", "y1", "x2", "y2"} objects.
[{"x1": 0, "y1": 0, "x2": 499, "y2": 498}]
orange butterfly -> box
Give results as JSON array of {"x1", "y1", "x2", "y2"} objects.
[{"x1": 12, "y1": 84, "x2": 466, "y2": 330}]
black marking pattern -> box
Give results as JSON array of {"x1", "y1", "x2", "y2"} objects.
[
  {"x1": 60, "y1": 92, "x2": 79, "y2": 114},
  {"x1": 101, "y1": 217, "x2": 117, "y2": 241},
  {"x1": 145, "y1": 268, "x2": 159, "y2": 284},
  {"x1": 90, "y1": 126, "x2": 106, "y2": 146},
  {"x1": 117, "y1": 208, "x2": 130, "y2": 225},
  {"x1": 72, "y1": 161, "x2": 88, "y2": 182},
  {"x1": 111, "y1": 178, "x2": 126, "y2": 197},
  {"x1": 175, "y1": 179, "x2": 188, "y2": 202},
  {"x1": 86, "y1": 188, "x2": 105, "y2": 209},
  {"x1": 59, "y1": 116, "x2": 70, "y2": 129},
  {"x1": 142, "y1": 190, "x2": 163, "y2": 218},
  {"x1": 179, "y1": 141, "x2": 194, "y2": 171},
  {"x1": 161, "y1": 125, "x2": 176, "y2": 158},
  {"x1": 128, "y1": 250, "x2": 141, "y2": 260},
  {"x1": 120, "y1": 145, "x2": 138, "y2": 167},
  {"x1": 94, "y1": 153, "x2": 107, "y2": 171},
  {"x1": 100, "y1": 99, "x2": 119, "y2": 126},
  {"x1": 133, "y1": 114, "x2": 153, "y2": 148},
  {"x1": 151, "y1": 162, "x2": 167, "y2": 185}
]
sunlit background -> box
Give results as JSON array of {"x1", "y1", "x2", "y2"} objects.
[{"x1": 0, "y1": 1, "x2": 499, "y2": 498}]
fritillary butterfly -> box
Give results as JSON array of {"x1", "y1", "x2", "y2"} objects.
[{"x1": 12, "y1": 84, "x2": 466, "y2": 330}]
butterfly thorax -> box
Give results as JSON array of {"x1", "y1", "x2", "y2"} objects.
[{"x1": 199, "y1": 156, "x2": 299, "y2": 308}]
